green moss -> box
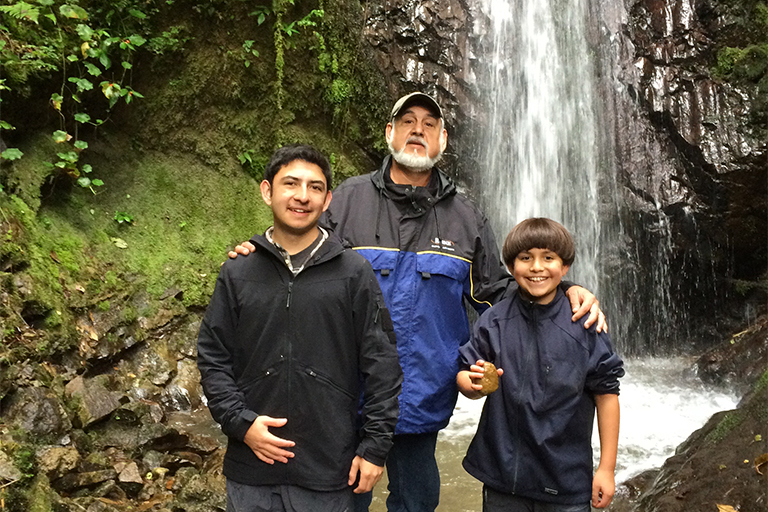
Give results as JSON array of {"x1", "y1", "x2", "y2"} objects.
[{"x1": 706, "y1": 410, "x2": 744, "y2": 443}]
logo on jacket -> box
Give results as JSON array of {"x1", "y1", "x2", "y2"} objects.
[{"x1": 431, "y1": 237, "x2": 456, "y2": 252}]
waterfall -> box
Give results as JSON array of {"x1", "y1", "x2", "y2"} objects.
[{"x1": 478, "y1": 0, "x2": 603, "y2": 294}]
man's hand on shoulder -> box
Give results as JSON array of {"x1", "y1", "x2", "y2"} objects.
[
  {"x1": 565, "y1": 285, "x2": 608, "y2": 332},
  {"x1": 227, "y1": 241, "x2": 256, "y2": 259},
  {"x1": 243, "y1": 415, "x2": 295, "y2": 464},
  {"x1": 348, "y1": 456, "x2": 384, "y2": 494}
]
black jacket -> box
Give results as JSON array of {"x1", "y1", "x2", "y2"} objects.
[
  {"x1": 459, "y1": 289, "x2": 624, "y2": 505},
  {"x1": 322, "y1": 156, "x2": 513, "y2": 433},
  {"x1": 197, "y1": 232, "x2": 402, "y2": 491}
]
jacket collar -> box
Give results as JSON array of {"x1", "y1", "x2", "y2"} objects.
[
  {"x1": 249, "y1": 229, "x2": 346, "y2": 268},
  {"x1": 516, "y1": 287, "x2": 567, "y2": 321},
  {"x1": 370, "y1": 155, "x2": 457, "y2": 203}
]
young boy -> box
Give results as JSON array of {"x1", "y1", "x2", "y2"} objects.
[
  {"x1": 197, "y1": 144, "x2": 402, "y2": 512},
  {"x1": 457, "y1": 217, "x2": 624, "y2": 511}
]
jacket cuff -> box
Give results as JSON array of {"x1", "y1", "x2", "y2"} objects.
[
  {"x1": 231, "y1": 409, "x2": 259, "y2": 441},
  {"x1": 355, "y1": 439, "x2": 387, "y2": 467}
]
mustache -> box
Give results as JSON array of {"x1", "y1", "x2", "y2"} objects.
[{"x1": 406, "y1": 136, "x2": 428, "y2": 149}]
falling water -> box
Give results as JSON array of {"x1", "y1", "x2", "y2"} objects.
[{"x1": 478, "y1": 0, "x2": 603, "y2": 291}]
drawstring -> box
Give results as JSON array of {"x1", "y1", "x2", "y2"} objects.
[
  {"x1": 375, "y1": 187, "x2": 384, "y2": 243},
  {"x1": 432, "y1": 205, "x2": 443, "y2": 253}
]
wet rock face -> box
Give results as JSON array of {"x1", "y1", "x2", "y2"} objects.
[
  {"x1": 362, "y1": 0, "x2": 484, "y2": 175},
  {"x1": 624, "y1": 0, "x2": 766, "y2": 282}
]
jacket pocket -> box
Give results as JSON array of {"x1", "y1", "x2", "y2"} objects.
[{"x1": 415, "y1": 253, "x2": 468, "y2": 281}]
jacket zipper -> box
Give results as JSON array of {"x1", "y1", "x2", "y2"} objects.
[{"x1": 513, "y1": 303, "x2": 538, "y2": 493}]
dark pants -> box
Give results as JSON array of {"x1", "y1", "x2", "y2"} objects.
[
  {"x1": 483, "y1": 486, "x2": 590, "y2": 512},
  {"x1": 227, "y1": 480, "x2": 353, "y2": 512},
  {"x1": 353, "y1": 432, "x2": 440, "y2": 512}
]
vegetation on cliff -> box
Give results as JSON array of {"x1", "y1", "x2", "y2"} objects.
[{"x1": 0, "y1": 1, "x2": 390, "y2": 508}]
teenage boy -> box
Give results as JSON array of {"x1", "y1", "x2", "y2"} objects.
[
  {"x1": 197, "y1": 144, "x2": 403, "y2": 512},
  {"x1": 457, "y1": 217, "x2": 624, "y2": 511}
]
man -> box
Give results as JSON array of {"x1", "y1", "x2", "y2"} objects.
[
  {"x1": 232, "y1": 94, "x2": 604, "y2": 512},
  {"x1": 199, "y1": 144, "x2": 402, "y2": 512}
]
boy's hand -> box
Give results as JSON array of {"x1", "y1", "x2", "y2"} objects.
[
  {"x1": 565, "y1": 286, "x2": 608, "y2": 332},
  {"x1": 591, "y1": 467, "x2": 616, "y2": 508},
  {"x1": 228, "y1": 241, "x2": 256, "y2": 259},
  {"x1": 243, "y1": 416, "x2": 295, "y2": 464},
  {"x1": 348, "y1": 456, "x2": 384, "y2": 494}
]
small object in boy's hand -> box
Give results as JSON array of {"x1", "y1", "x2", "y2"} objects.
[{"x1": 479, "y1": 362, "x2": 499, "y2": 395}]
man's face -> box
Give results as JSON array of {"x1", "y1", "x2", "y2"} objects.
[
  {"x1": 260, "y1": 159, "x2": 332, "y2": 237},
  {"x1": 509, "y1": 248, "x2": 570, "y2": 305},
  {"x1": 386, "y1": 105, "x2": 447, "y2": 172}
]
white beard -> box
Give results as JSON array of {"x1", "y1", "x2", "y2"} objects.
[{"x1": 388, "y1": 137, "x2": 443, "y2": 173}]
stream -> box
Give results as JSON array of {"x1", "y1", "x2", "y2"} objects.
[{"x1": 367, "y1": 356, "x2": 739, "y2": 511}]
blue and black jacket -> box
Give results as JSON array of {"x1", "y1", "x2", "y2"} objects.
[{"x1": 323, "y1": 156, "x2": 512, "y2": 433}]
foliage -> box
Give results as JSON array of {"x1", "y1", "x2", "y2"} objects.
[{"x1": 0, "y1": 0, "x2": 188, "y2": 194}]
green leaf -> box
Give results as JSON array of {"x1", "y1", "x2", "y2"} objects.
[
  {"x1": 1, "y1": 148, "x2": 23, "y2": 160},
  {"x1": 76, "y1": 24, "x2": 94, "y2": 41},
  {"x1": 52, "y1": 130, "x2": 69, "y2": 143},
  {"x1": 74, "y1": 113, "x2": 91, "y2": 123},
  {"x1": 77, "y1": 177, "x2": 91, "y2": 188},
  {"x1": 37, "y1": 0, "x2": 55, "y2": 5},
  {"x1": 0, "y1": 120, "x2": 14, "y2": 130},
  {"x1": 44, "y1": 13, "x2": 56, "y2": 23},
  {"x1": 128, "y1": 34, "x2": 146, "y2": 46},
  {"x1": 59, "y1": 4, "x2": 88, "y2": 20},
  {"x1": 67, "y1": 54, "x2": 79, "y2": 62},
  {"x1": 121, "y1": 61, "x2": 133, "y2": 70},
  {"x1": 74, "y1": 140, "x2": 88, "y2": 150},
  {"x1": 69, "y1": 77, "x2": 93, "y2": 91},
  {"x1": 99, "y1": 53, "x2": 111, "y2": 69},
  {"x1": 84, "y1": 62, "x2": 100, "y2": 76},
  {"x1": 57, "y1": 151, "x2": 78, "y2": 163},
  {"x1": 128, "y1": 8, "x2": 146, "y2": 19},
  {"x1": 92, "y1": 179, "x2": 104, "y2": 186},
  {"x1": 82, "y1": 164, "x2": 93, "y2": 174},
  {"x1": 0, "y1": 3, "x2": 40, "y2": 24},
  {"x1": 131, "y1": 90, "x2": 144, "y2": 99}
]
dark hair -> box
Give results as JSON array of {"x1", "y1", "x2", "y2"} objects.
[
  {"x1": 502, "y1": 218, "x2": 576, "y2": 267},
  {"x1": 263, "y1": 144, "x2": 332, "y2": 189}
]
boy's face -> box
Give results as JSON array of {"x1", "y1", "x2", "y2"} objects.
[
  {"x1": 509, "y1": 248, "x2": 570, "y2": 304},
  {"x1": 260, "y1": 159, "x2": 332, "y2": 238}
]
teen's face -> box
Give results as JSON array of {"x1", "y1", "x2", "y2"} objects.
[
  {"x1": 260, "y1": 160, "x2": 331, "y2": 237},
  {"x1": 510, "y1": 248, "x2": 570, "y2": 304},
  {"x1": 386, "y1": 105, "x2": 447, "y2": 161}
]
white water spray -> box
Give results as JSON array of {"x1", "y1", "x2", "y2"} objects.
[{"x1": 479, "y1": 0, "x2": 601, "y2": 290}]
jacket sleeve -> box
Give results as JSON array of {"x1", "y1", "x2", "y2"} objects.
[
  {"x1": 197, "y1": 263, "x2": 258, "y2": 441},
  {"x1": 458, "y1": 311, "x2": 498, "y2": 371},
  {"x1": 465, "y1": 214, "x2": 516, "y2": 312},
  {"x1": 353, "y1": 263, "x2": 403, "y2": 467},
  {"x1": 585, "y1": 331, "x2": 625, "y2": 395}
]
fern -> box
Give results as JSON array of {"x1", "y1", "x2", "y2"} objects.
[{"x1": 0, "y1": 2, "x2": 41, "y2": 24}]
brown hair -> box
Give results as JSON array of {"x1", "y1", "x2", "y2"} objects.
[{"x1": 502, "y1": 218, "x2": 576, "y2": 266}]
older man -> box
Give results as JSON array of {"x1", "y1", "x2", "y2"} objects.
[{"x1": 233, "y1": 93, "x2": 604, "y2": 512}]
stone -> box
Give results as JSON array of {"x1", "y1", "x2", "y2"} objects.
[
  {"x1": 65, "y1": 375, "x2": 126, "y2": 428},
  {"x1": 4, "y1": 386, "x2": 72, "y2": 435},
  {"x1": 53, "y1": 469, "x2": 117, "y2": 491},
  {"x1": 478, "y1": 362, "x2": 499, "y2": 396},
  {"x1": 36, "y1": 446, "x2": 80, "y2": 480}
]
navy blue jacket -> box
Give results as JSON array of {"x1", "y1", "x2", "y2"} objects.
[
  {"x1": 197, "y1": 232, "x2": 402, "y2": 491},
  {"x1": 459, "y1": 289, "x2": 624, "y2": 505},
  {"x1": 323, "y1": 156, "x2": 512, "y2": 433}
]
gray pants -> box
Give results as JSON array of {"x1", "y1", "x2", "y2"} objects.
[{"x1": 227, "y1": 479, "x2": 353, "y2": 512}]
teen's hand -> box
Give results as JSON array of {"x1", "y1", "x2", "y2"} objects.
[
  {"x1": 591, "y1": 467, "x2": 616, "y2": 508},
  {"x1": 243, "y1": 416, "x2": 295, "y2": 464},
  {"x1": 565, "y1": 286, "x2": 607, "y2": 332},
  {"x1": 348, "y1": 456, "x2": 383, "y2": 494},
  {"x1": 228, "y1": 241, "x2": 256, "y2": 259}
]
